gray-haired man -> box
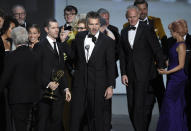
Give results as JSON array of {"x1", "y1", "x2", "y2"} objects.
[{"x1": 0, "y1": 26, "x2": 41, "y2": 131}]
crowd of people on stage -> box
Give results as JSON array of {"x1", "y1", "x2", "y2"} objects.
[{"x1": 0, "y1": 0, "x2": 191, "y2": 131}]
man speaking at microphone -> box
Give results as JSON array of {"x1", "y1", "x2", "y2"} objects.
[{"x1": 70, "y1": 11, "x2": 116, "y2": 131}]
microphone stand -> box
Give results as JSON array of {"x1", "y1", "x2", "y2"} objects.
[{"x1": 85, "y1": 45, "x2": 91, "y2": 130}]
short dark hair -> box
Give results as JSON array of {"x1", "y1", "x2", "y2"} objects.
[
  {"x1": 64, "y1": 5, "x2": 78, "y2": 14},
  {"x1": 28, "y1": 24, "x2": 41, "y2": 34},
  {"x1": 86, "y1": 11, "x2": 101, "y2": 24},
  {"x1": 97, "y1": 8, "x2": 110, "y2": 16},
  {"x1": 1, "y1": 16, "x2": 18, "y2": 36},
  {"x1": 44, "y1": 18, "x2": 57, "y2": 28},
  {"x1": 134, "y1": 0, "x2": 148, "y2": 8},
  {"x1": 0, "y1": 8, "x2": 6, "y2": 19}
]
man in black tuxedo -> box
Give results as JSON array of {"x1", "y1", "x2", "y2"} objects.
[
  {"x1": 119, "y1": 6, "x2": 166, "y2": 131},
  {"x1": 70, "y1": 11, "x2": 115, "y2": 131},
  {"x1": 124, "y1": 0, "x2": 167, "y2": 110},
  {"x1": 12, "y1": 5, "x2": 31, "y2": 29},
  {"x1": 0, "y1": 26, "x2": 41, "y2": 131},
  {"x1": 167, "y1": 19, "x2": 191, "y2": 131},
  {"x1": 33, "y1": 18, "x2": 71, "y2": 131}
]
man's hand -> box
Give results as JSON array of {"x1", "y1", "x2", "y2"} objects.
[
  {"x1": 48, "y1": 82, "x2": 59, "y2": 90},
  {"x1": 60, "y1": 29, "x2": 70, "y2": 43},
  {"x1": 158, "y1": 69, "x2": 169, "y2": 75},
  {"x1": 65, "y1": 88, "x2": 71, "y2": 102},
  {"x1": 104, "y1": 86, "x2": 113, "y2": 100},
  {"x1": 121, "y1": 75, "x2": 128, "y2": 86}
]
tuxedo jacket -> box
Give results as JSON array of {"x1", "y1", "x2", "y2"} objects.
[
  {"x1": 33, "y1": 38, "x2": 68, "y2": 97},
  {"x1": 108, "y1": 24, "x2": 120, "y2": 44},
  {"x1": 0, "y1": 46, "x2": 41, "y2": 104},
  {"x1": 123, "y1": 16, "x2": 166, "y2": 41},
  {"x1": 0, "y1": 37, "x2": 5, "y2": 75},
  {"x1": 108, "y1": 24, "x2": 120, "y2": 79},
  {"x1": 120, "y1": 22, "x2": 166, "y2": 82},
  {"x1": 71, "y1": 31, "x2": 115, "y2": 98}
]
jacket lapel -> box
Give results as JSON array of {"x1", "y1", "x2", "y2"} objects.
[
  {"x1": 133, "y1": 23, "x2": 143, "y2": 49},
  {"x1": 124, "y1": 27, "x2": 132, "y2": 50},
  {"x1": 80, "y1": 31, "x2": 88, "y2": 63},
  {"x1": 88, "y1": 32, "x2": 102, "y2": 63},
  {"x1": 45, "y1": 38, "x2": 55, "y2": 54}
]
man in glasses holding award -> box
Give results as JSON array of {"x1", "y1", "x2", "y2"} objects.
[{"x1": 33, "y1": 18, "x2": 71, "y2": 131}]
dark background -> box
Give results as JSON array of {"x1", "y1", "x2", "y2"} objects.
[{"x1": 0, "y1": 0, "x2": 55, "y2": 36}]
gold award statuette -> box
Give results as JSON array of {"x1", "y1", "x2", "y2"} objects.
[{"x1": 43, "y1": 70, "x2": 64, "y2": 102}]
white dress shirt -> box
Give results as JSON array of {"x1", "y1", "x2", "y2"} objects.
[
  {"x1": 140, "y1": 17, "x2": 149, "y2": 25},
  {"x1": 46, "y1": 36, "x2": 59, "y2": 55},
  {"x1": 84, "y1": 31, "x2": 99, "y2": 62},
  {"x1": 128, "y1": 21, "x2": 139, "y2": 49}
]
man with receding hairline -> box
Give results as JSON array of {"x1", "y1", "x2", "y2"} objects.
[
  {"x1": 12, "y1": 5, "x2": 30, "y2": 29},
  {"x1": 124, "y1": 0, "x2": 167, "y2": 111},
  {"x1": 119, "y1": 5, "x2": 166, "y2": 131}
]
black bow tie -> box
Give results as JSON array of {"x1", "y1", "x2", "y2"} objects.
[
  {"x1": 128, "y1": 26, "x2": 136, "y2": 31},
  {"x1": 88, "y1": 34, "x2": 97, "y2": 44}
]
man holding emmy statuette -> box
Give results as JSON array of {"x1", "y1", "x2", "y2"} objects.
[{"x1": 33, "y1": 18, "x2": 71, "y2": 131}]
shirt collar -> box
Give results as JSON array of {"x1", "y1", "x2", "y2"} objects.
[
  {"x1": 87, "y1": 31, "x2": 100, "y2": 39},
  {"x1": 95, "y1": 31, "x2": 99, "y2": 39},
  {"x1": 140, "y1": 17, "x2": 149, "y2": 24},
  {"x1": 184, "y1": 35, "x2": 186, "y2": 40},
  {"x1": 46, "y1": 35, "x2": 56, "y2": 44},
  {"x1": 134, "y1": 20, "x2": 139, "y2": 28}
]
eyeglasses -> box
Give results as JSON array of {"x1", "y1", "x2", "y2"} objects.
[
  {"x1": 64, "y1": 13, "x2": 76, "y2": 16},
  {"x1": 77, "y1": 27, "x2": 86, "y2": 30},
  {"x1": 14, "y1": 13, "x2": 25, "y2": 17}
]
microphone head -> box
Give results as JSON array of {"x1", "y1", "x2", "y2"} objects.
[{"x1": 85, "y1": 45, "x2": 90, "y2": 50}]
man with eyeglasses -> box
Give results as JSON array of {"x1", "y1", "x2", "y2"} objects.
[
  {"x1": 63, "y1": 5, "x2": 78, "y2": 31},
  {"x1": 12, "y1": 5, "x2": 31, "y2": 29}
]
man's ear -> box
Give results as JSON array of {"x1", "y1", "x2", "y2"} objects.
[{"x1": 44, "y1": 27, "x2": 48, "y2": 33}]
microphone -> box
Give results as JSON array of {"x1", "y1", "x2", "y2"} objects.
[
  {"x1": 85, "y1": 45, "x2": 90, "y2": 63},
  {"x1": 85, "y1": 45, "x2": 90, "y2": 50}
]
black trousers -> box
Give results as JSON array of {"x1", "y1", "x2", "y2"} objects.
[
  {"x1": 104, "y1": 98, "x2": 112, "y2": 131},
  {"x1": 0, "y1": 92, "x2": 6, "y2": 131},
  {"x1": 37, "y1": 100, "x2": 64, "y2": 131},
  {"x1": 10, "y1": 103, "x2": 33, "y2": 131},
  {"x1": 127, "y1": 80, "x2": 155, "y2": 131},
  {"x1": 70, "y1": 88, "x2": 104, "y2": 131},
  {"x1": 151, "y1": 74, "x2": 165, "y2": 111}
]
